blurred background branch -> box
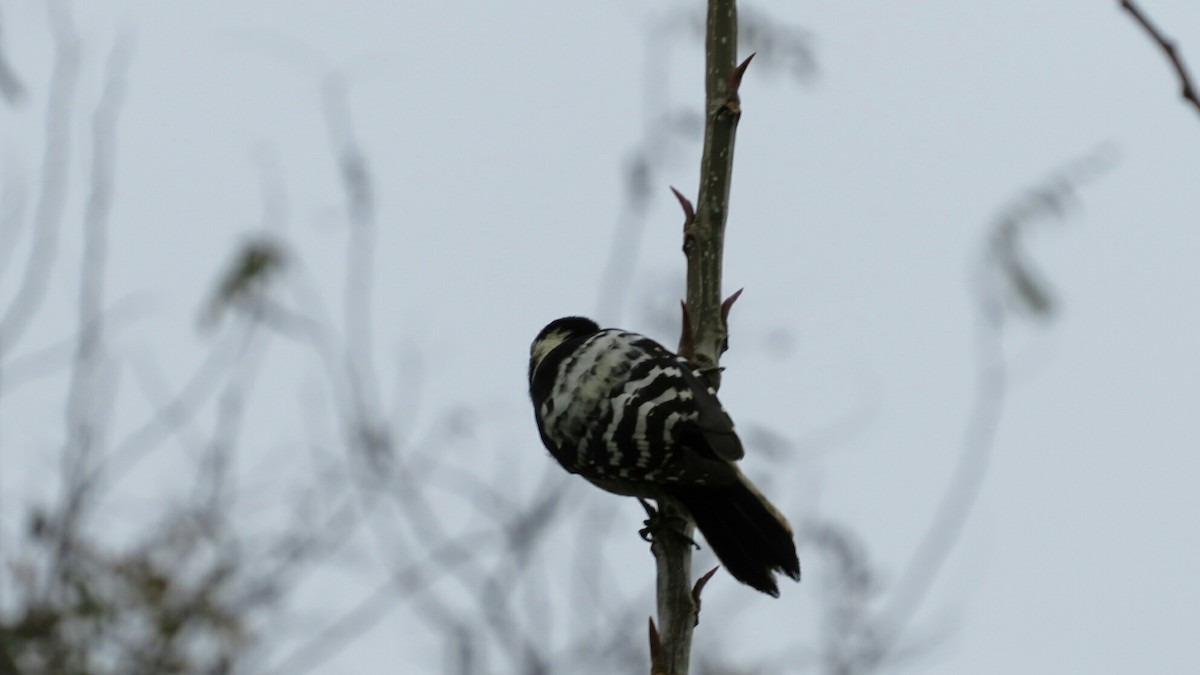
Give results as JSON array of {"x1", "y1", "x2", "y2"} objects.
[{"x1": 1120, "y1": 0, "x2": 1200, "y2": 118}]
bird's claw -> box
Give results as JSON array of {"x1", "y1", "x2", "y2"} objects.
[{"x1": 639, "y1": 498, "x2": 699, "y2": 549}]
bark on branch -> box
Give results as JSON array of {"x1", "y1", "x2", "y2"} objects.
[{"x1": 653, "y1": 1, "x2": 746, "y2": 673}]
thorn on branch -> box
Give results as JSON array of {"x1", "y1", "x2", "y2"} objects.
[
  {"x1": 648, "y1": 618, "x2": 666, "y2": 675},
  {"x1": 728, "y1": 53, "x2": 757, "y2": 100},
  {"x1": 674, "y1": 187, "x2": 699, "y2": 259},
  {"x1": 691, "y1": 566, "x2": 720, "y2": 626},
  {"x1": 720, "y1": 288, "x2": 744, "y2": 323},
  {"x1": 670, "y1": 186, "x2": 696, "y2": 228},
  {"x1": 716, "y1": 288, "x2": 743, "y2": 355}
]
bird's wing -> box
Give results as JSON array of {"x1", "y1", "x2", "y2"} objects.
[
  {"x1": 627, "y1": 336, "x2": 745, "y2": 464},
  {"x1": 671, "y1": 354, "x2": 744, "y2": 462}
]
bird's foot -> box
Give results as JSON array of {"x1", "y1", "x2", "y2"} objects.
[{"x1": 638, "y1": 498, "x2": 699, "y2": 549}]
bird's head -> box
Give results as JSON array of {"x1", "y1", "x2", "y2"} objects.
[{"x1": 528, "y1": 316, "x2": 601, "y2": 383}]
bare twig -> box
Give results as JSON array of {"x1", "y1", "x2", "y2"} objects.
[
  {"x1": 683, "y1": 23, "x2": 748, "y2": 381},
  {"x1": 1119, "y1": 0, "x2": 1200, "y2": 118},
  {"x1": 868, "y1": 294, "x2": 1007, "y2": 669},
  {"x1": 0, "y1": 169, "x2": 27, "y2": 276},
  {"x1": 0, "y1": 297, "x2": 149, "y2": 401},
  {"x1": 262, "y1": 526, "x2": 504, "y2": 675},
  {"x1": 60, "y1": 32, "x2": 133, "y2": 528},
  {"x1": 0, "y1": 0, "x2": 80, "y2": 355},
  {"x1": 655, "y1": 2, "x2": 746, "y2": 673},
  {"x1": 39, "y1": 28, "x2": 130, "y2": 613},
  {"x1": 0, "y1": 5, "x2": 26, "y2": 105},
  {"x1": 322, "y1": 72, "x2": 382, "y2": 424},
  {"x1": 95, "y1": 328, "x2": 245, "y2": 493}
]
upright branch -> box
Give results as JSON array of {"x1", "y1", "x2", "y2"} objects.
[
  {"x1": 686, "y1": 11, "x2": 750, "y2": 382},
  {"x1": 652, "y1": 1, "x2": 747, "y2": 673},
  {"x1": 1119, "y1": 0, "x2": 1200, "y2": 118},
  {"x1": 60, "y1": 33, "x2": 131, "y2": 537}
]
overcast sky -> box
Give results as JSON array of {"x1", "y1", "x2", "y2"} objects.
[{"x1": 2, "y1": 1, "x2": 1200, "y2": 673}]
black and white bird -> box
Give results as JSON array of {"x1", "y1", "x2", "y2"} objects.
[{"x1": 528, "y1": 316, "x2": 800, "y2": 596}]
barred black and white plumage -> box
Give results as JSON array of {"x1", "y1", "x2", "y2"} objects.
[{"x1": 528, "y1": 316, "x2": 800, "y2": 596}]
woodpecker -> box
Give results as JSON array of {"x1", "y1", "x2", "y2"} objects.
[{"x1": 528, "y1": 316, "x2": 800, "y2": 596}]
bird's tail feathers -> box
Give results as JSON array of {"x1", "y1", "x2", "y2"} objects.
[{"x1": 670, "y1": 473, "x2": 800, "y2": 597}]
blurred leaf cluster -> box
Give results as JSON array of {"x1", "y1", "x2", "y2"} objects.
[{"x1": 1, "y1": 508, "x2": 262, "y2": 674}]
